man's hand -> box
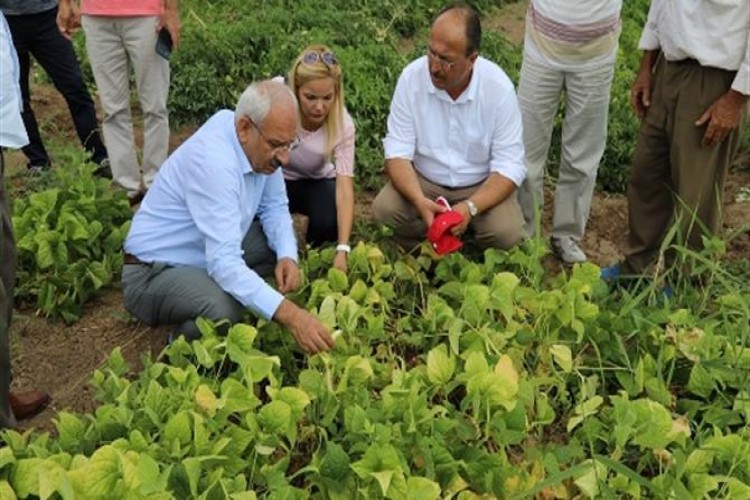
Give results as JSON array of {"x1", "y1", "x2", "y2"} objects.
[
  {"x1": 333, "y1": 251, "x2": 348, "y2": 273},
  {"x1": 274, "y1": 300, "x2": 334, "y2": 354},
  {"x1": 631, "y1": 67, "x2": 652, "y2": 119},
  {"x1": 157, "y1": 2, "x2": 181, "y2": 50},
  {"x1": 450, "y1": 202, "x2": 472, "y2": 236},
  {"x1": 695, "y1": 90, "x2": 748, "y2": 147},
  {"x1": 631, "y1": 50, "x2": 658, "y2": 119},
  {"x1": 275, "y1": 258, "x2": 300, "y2": 294},
  {"x1": 417, "y1": 196, "x2": 448, "y2": 229},
  {"x1": 57, "y1": 0, "x2": 81, "y2": 39}
]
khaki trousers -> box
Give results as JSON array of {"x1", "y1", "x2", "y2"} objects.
[
  {"x1": 623, "y1": 58, "x2": 746, "y2": 273},
  {"x1": 371, "y1": 173, "x2": 525, "y2": 251},
  {"x1": 82, "y1": 15, "x2": 170, "y2": 195},
  {"x1": 517, "y1": 56, "x2": 615, "y2": 239}
]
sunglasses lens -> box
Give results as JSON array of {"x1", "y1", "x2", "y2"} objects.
[
  {"x1": 321, "y1": 52, "x2": 338, "y2": 66},
  {"x1": 302, "y1": 52, "x2": 319, "y2": 64}
]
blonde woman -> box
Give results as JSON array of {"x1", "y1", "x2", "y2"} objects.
[{"x1": 285, "y1": 44, "x2": 356, "y2": 272}]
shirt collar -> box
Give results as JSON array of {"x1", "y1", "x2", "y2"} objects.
[{"x1": 228, "y1": 119, "x2": 254, "y2": 174}]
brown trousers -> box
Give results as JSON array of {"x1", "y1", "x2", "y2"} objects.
[
  {"x1": 0, "y1": 151, "x2": 17, "y2": 428},
  {"x1": 623, "y1": 58, "x2": 746, "y2": 273},
  {"x1": 372, "y1": 172, "x2": 525, "y2": 251}
]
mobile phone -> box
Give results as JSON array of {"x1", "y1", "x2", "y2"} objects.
[{"x1": 155, "y1": 27, "x2": 173, "y2": 60}]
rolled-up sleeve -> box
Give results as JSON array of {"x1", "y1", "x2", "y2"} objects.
[
  {"x1": 184, "y1": 151, "x2": 285, "y2": 320},
  {"x1": 383, "y1": 71, "x2": 416, "y2": 160},
  {"x1": 638, "y1": 0, "x2": 663, "y2": 51},
  {"x1": 490, "y1": 91, "x2": 526, "y2": 187}
]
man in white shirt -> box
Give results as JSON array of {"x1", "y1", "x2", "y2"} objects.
[
  {"x1": 517, "y1": 0, "x2": 622, "y2": 265},
  {"x1": 372, "y1": 2, "x2": 526, "y2": 252},
  {"x1": 604, "y1": 0, "x2": 749, "y2": 279}
]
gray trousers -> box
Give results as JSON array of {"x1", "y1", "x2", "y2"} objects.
[
  {"x1": 0, "y1": 151, "x2": 18, "y2": 428},
  {"x1": 122, "y1": 220, "x2": 276, "y2": 338}
]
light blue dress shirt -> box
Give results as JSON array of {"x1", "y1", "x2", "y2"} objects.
[{"x1": 124, "y1": 110, "x2": 298, "y2": 320}]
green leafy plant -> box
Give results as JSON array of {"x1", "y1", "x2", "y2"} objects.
[{"x1": 12, "y1": 160, "x2": 132, "y2": 322}]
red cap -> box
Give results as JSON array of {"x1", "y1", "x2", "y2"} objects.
[{"x1": 427, "y1": 211, "x2": 464, "y2": 255}]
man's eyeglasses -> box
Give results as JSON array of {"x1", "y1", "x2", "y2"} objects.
[
  {"x1": 302, "y1": 50, "x2": 338, "y2": 67},
  {"x1": 247, "y1": 116, "x2": 299, "y2": 153},
  {"x1": 426, "y1": 47, "x2": 459, "y2": 71}
]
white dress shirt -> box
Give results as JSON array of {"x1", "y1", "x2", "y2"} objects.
[
  {"x1": 0, "y1": 12, "x2": 28, "y2": 148},
  {"x1": 383, "y1": 56, "x2": 526, "y2": 187},
  {"x1": 639, "y1": 0, "x2": 750, "y2": 95},
  {"x1": 124, "y1": 110, "x2": 298, "y2": 320}
]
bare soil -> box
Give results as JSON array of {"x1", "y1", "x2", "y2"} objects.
[{"x1": 5, "y1": 3, "x2": 749, "y2": 433}]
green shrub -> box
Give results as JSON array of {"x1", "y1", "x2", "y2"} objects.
[{"x1": 12, "y1": 160, "x2": 132, "y2": 322}]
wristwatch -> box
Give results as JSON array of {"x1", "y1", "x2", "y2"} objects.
[
  {"x1": 465, "y1": 199, "x2": 478, "y2": 217},
  {"x1": 336, "y1": 243, "x2": 351, "y2": 253}
]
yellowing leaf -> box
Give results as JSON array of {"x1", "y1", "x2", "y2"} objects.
[
  {"x1": 195, "y1": 384, "x2": 220, "y2": 416},
  {"x1": 494, "y1": 354, "x2": 519, "y2": 386},
  {"x1": 549, "y1": 344, "x2": 573, "y2": 373},
  {"x1": 427, "y1": 345, "x2": 455, "y2": 385}
]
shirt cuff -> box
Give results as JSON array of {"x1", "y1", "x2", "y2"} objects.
[{"x1": 252, "y1": 285, "x2": 286, "y2": 321}]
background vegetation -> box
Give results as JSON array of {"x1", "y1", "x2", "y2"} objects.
[{"x1": 71, "y1": 0, "x2": 749, "y2": 194}]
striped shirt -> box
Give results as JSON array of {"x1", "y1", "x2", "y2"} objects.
[{"x1": 524, "y1": 0, "x2": 622, "y2": 71}]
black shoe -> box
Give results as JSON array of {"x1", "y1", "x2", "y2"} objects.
[
  {"x1": 128, "y1": 190, "x2": 146, "y2": 207},
  {"x1": 94, "y1": 159, "x2": 113, "y2": 179}
]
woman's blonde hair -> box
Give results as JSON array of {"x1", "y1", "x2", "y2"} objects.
[{"x1": 288, "y1": 44, "x2": 345, "y2": 158}]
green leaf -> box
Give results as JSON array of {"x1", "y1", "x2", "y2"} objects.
[
  {"x1": 406, "y1": 477, "x2": 440, "y2": 499},
  {"x1": 258, "y1": 400, "x2": 292, "y2": 434},
  {"x1": 549, "y1": 344, "x2": 573, "y2": 373},
  {"x1": 164, "y1": 410, "x2": 192, "y2": 446},
  {"x1": 327, "y1": 267, "x2": 349, "y2": 293},
  {"x1": 426, "y1": 344, "x2": 455, "y2": 385},
  {"x1": 84, "y1": 445, "x2": 121, "y2": 497},
  {"x1": 0, "y1": 480, "x2": 17, "y2": 500},
  {"x1": 573, "y1": 459, "x2": 607, "y2": 497},
  {"x1": 10, "y1": 458, "x2": 43, "y2": 498}
]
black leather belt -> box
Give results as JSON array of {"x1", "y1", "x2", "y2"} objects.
[{"x1": 123, "y1": 253, "x2": 145, "y2": 265}]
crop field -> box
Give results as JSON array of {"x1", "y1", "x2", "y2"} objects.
[{"x1": 1, "y1": 0, "x2": 749, "y2": 498}]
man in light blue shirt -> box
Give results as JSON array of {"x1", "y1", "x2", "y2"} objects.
[{"x1": 122, "y1": 80, "x2": 334, "y2": 353}]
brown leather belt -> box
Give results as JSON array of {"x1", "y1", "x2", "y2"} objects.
[{"x1": 123, "y1": 253, "x2": 146, "y2": 265}]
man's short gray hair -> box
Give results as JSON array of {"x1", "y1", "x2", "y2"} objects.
[{"x1": 234, "y1": 79, "x2": 297, "y2": 126}]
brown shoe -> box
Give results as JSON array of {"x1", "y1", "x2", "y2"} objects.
[{"x1": 9, "y1": 390, "x2": 51, "y2": 420}]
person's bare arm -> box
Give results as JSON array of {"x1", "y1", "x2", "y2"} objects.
[
  {"x1": 333, "y1": 175, "x2": 354, "y2": 272},
  {"x1": 158, "y1": 0, "x2": 181, "y2": 49},
  {"x1": 57, "y1": 0, "x2": 81, "y2": 39},
  {"x1": 631, "y1": 49, "x2": 660, "y2": 119},
  {"x1": 451, "y1": 173, "x2": 516, "y2": 235},
  {"x1": 385, "y1": 158, "x2": 446, "y2": 228}
]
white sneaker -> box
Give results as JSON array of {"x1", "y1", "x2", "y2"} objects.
[{"x1": 550, "y1": 236, "x2": 587, "y2": 265}]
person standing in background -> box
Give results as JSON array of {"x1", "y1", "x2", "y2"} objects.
[
  {"x1": 516, "y1": 0, "x2": 622, "y2": 264},
  {"x1": 57, "y1": 0, "x2": 180, "y2": 205},
  {"x1": 1, "y1": 12, "x2": 52, "y2": 429},
  {"x1": 603, "y1": 0, "x2": 748, "y2": 280},
  {"x1": 0, "y1": 0, "x2": 110, "y2": 177}
]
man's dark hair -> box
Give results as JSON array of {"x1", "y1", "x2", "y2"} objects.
[{"x1": 434, "y1": 2, "x2": 481, "y2": 55}]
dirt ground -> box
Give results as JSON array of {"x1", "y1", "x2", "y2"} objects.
[{"x1": 5, "y1": 3, "x2": 750, "y2": 433}]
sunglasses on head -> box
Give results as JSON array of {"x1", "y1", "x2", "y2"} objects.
[{"x1": 302, "y1": 50, "x2": 338, "y2": 67}]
